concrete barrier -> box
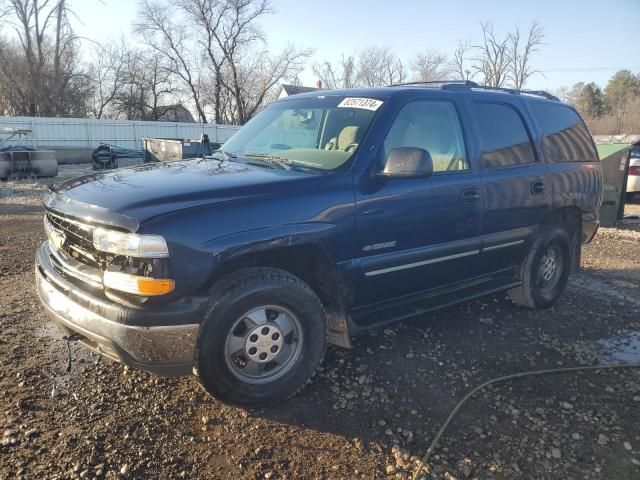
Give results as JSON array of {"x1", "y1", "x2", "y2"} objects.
[{"x1": 44, "y1": 146, "x2": 93, "y2": 165}]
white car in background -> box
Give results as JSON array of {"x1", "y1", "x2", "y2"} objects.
[{"x1": 628, "y1": 148, "x2": 640, "y2": 201}]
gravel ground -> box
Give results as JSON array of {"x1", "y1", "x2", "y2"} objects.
[{"x1": 1, "y1": 168, "x2": 639, "y2": 479}]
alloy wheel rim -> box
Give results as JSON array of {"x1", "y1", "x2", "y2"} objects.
[{"x1": 224, "y1": 305, "x2": 302, "y2": 384}]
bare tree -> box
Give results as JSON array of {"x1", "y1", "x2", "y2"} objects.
[
  {"x1": 208, "y1": 0, "x2": 270, "y2": 123},
  {"x1": 89, "y1": 40, "x2": 128, "y2": 118},
  {"x1": 0, "y1": 0, "x2": 89, "y2": 116},
  {"x1": 87, "y1": 38, "x2": 179, "y2": 121},
  {"x1": 159, "y1": 0, "x2": 311, "y2": 124},
  {"x1": 176, "y1": 0, "x2": 229, "y2": 124},
  {"x1": 200, "y1": 0, "x2": 310, "y2": 124},
  {"x1": 411, "y1": 49, "x2": 452, "y2": 82},
  {"x1": 211, "y1": 43, "x2": 309, "y2": 123},
  {"x1": 472, "y1": 22, "x2": 510, "y2": 87},
  {"x1": 357, "y1": 46, "x2": 406, "y2": 87},
  {"x1": 0, "y1": 38, "x2": 31, "y2": 115},
  {"x1": 451, "y1": 40, "x2": 473, "y2": 81},
  {"x1": 234, "y1": 44, "x2": 309, "y2": 121},
  {"x1": 507, "y1": 20, "x2": 544, "y2": 90},
  {"x1": 135, "y1": 0, "x2": 208, "y2": 122},
  {"x1": 312, "y1": 55, "x2": 358, "y2": 89},
  {"x1": 113, "y1": 49, "x2": 176, "y2": 120}
]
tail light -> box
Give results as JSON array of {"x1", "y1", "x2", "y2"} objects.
[{"x1": 629, "y1": 166, "x2": 640, "y2": 176}]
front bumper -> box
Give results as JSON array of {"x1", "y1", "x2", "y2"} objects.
[{"x1": 35, "y1": 241, "x2": 207, "y2": 376}]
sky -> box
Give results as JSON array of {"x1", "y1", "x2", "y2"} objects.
[{"x1": 73, "y1": 0, "x2": 640, "y2": 91}]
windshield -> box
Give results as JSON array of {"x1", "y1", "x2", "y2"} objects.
[{"x1": 221, "y1": 96, "x2": 383, "y2": 171}]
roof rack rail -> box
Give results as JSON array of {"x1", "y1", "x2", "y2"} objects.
[
  {"x1": 467, "y1": 85, "x2": 560, "y2": 101},
  {"x1": 519, "y1": 89, "x2": 560, "y2": 101},
  {"x1": 388, "y1": 80, "x2": 480, "y2": 88},
  {"x1": 388, "y1": 79, "x2": 560, "y2": 101}
]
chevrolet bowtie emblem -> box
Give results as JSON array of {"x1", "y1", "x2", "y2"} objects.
[{"x1": 49, "y1": 229, "x2": 66, "y2": 251}]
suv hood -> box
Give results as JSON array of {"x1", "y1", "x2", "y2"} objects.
[{"x1": 46, "y1": 159, "x2": 325, "y2": 231}]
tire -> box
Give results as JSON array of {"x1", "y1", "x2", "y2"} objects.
[
  {"x1": 508, "y1": 227, "x2": 572, "y2": 309},
  {"x1": 196, "y1": 267, "x2": 327, "y2": 405}
]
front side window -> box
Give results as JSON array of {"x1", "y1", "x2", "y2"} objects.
[
  {"x1": 383, "y1": 100, "x2": 468, "y2": 172},
  {"x1": 530, "y1": 102, "x2": 598, "y2": 162},
  {"x1": 221, "y1": 96, "x2": 382, "y2": 171},
  {"x1": 471, "y1": 102, "x2": 536, "y2": 168}
]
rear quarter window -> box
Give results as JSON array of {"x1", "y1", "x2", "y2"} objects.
[
  {"x1": 530, "y1": 102, "x2": 598, "y2": 162},
  {"x1": 471, "y1": 102, "x2": 536, "y2": 169}
]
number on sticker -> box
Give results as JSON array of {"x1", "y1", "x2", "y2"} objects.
[{"x1": 338, "y1": 98, "x2": 384, "y2": 111}]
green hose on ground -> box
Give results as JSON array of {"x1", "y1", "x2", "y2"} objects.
[{"x1": 412, "y1": 363, "x2": 640, "y2": 480}]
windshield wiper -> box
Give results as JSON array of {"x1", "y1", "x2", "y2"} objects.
[
  {"x1": 243, "y1": 153, "x2": 293, "y2": 171},
  {"x1": 212, "y1": 149, "x2": 237, "y2": 161}
]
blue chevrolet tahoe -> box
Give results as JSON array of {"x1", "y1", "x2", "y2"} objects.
[{"x1": 35, "y1": 82, "x2": 602, "y2": 405}]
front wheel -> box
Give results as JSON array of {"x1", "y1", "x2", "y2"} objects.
[
  {"x1": 508, "y1": 227, "x2": 572, "y2": 309},
  {"x1": 196, "y1": 268, "x2": 327, "y2": 405}
]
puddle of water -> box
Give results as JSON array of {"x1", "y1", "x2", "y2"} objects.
[
  {"x1": 35, "y1": 318, "x2": 96, "y2": 365},
  {"x1": 597, "y1": 331, "x2": 640, "y2": 363},
  {"x1": 34, "y1": 317, "x2": 65, "y2": 340}
]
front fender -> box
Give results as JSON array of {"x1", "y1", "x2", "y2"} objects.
[{"x1": 204, "y1": 222, "x2": 337, "y2": 261}]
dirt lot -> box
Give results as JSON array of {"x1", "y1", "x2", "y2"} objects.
[{"x1": 1, "y1": 169, "x2": 639, "y2": 480}]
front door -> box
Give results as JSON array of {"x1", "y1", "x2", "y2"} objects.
[{"x1": 353, "y1": 99, "x2": 482, "y2": 307}]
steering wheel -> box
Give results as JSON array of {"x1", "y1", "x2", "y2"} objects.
[
  {"x1": 344, "y1": 143, "x2": 359, "y2": 153},
  {"x1": 270, "y1": 143, "x2": 291, "y2": 150}
]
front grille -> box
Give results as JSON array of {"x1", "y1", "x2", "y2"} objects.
[
  {"x1": 46, "y1": 210, "x2": 94, "y2": 251},
  {"x1": 44, "y1": 210, "x2": 171, "y2": 281},
  {"x1": 45, "y1": 210, "x2": 107, "y2": 269}
]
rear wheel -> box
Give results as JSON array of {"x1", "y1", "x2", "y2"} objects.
[
  {"x1": 196, "y1": 268, "x2": 327, "y2": 405},
  {"x1": 508, "y1": 227, "x2": 572, "y2": 309}
]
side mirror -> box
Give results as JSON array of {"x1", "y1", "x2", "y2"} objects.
[{"x1": 381, "y1": 147, "x2": 433, "y2": 178}]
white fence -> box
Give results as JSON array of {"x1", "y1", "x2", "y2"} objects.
[
  {"x1": 593, "y1": 134, "x2": 640, "y2": 144},
  {"x1": 0, "y1": 116, "x2": 241, "y2": 150}
]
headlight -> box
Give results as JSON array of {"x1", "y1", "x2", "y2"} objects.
[{"x1": 93, "y1": 228, "x2": 169, "y2": 258}]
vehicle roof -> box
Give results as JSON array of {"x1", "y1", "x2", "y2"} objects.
[{"x1": 278, "y1": 85, "x2": 565, "y2": 106}]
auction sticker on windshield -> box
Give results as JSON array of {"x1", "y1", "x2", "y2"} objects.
[{"x1": 337, "y1": 98, "x2": 384, "y2": 111}]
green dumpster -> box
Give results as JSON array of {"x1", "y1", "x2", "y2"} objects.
[{"x1": 595, "y1": 143, "x2": 633, "y2": 227}]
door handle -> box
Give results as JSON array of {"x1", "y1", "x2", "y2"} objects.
[
  {"x1": 362, "y1": 208, "x2": 383, "y2": 216},
  {"x1": 531, "y1": 180, "x2": 545, "y2": 195},
  {"x1": 461, "y1": 189, "x2": 481, "y2": 204}
]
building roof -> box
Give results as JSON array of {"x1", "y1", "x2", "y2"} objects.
[{"x1": 154, "y1": 104, "x2": 196, "y2": 123}]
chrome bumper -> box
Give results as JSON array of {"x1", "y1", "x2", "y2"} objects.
[{"x1": 35, "y1": 241, "x2": 202, "y2": 376}]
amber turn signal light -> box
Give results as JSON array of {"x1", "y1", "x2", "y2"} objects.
[{"x1": 103, "y1": 271, "x2": 175, "y2": 296}]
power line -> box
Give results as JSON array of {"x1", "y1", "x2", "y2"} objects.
[{"x1": 538, "y1": 67, "x2": 640, "y2": 72}]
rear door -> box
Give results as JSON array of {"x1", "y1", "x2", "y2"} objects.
[{"x1": 469, "y1": 100, "x2": 551, "y2": 274}]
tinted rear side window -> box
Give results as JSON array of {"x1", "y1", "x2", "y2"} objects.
[
  {"x1": 530, "y1": 102, "x2": 598, "y2": 162},
  {"x1": 471, "y1": 102, "x2": 536, "y2": 168}
]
